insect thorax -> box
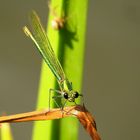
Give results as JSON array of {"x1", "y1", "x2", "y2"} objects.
[{"x1": 59, "y1": 79, "x2": 73, "y2": 91}]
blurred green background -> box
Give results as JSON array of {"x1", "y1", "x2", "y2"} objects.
[{"x1": 0, "y1": 0, "x2": 140, "y2": 140}]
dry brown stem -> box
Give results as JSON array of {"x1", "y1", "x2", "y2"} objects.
[{"x1": 0, "y1": 105, "x2": 101, "y2": 140}]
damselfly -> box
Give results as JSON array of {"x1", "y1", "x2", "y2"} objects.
[{"x1": 23, "y1": 11, "x2": 82, "y2": 109}]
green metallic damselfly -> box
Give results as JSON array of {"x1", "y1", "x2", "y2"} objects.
[{"x1": 23, "y1": 11, "x2": 82, "y2": 109}]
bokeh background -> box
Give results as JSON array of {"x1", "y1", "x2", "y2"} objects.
[{"x1": 0, "y1": 0, "x2": 140, "y2": 140}]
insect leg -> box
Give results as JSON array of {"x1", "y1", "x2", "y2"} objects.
[
  {"x1": 49, "y1": 89, "x2": 63, "y2": 109},
  {"x1": 61, "y1": 99, "x2": 67, "y2": 110}
]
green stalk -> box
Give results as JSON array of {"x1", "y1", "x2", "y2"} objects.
[
  {"x1": 32, "y1": 0, "x2": 88, "y2": 140},
  {"x1": 59, "y1": 1, "x2": 88, "y2": 140},
  {"x1": 0, "y1": 123, "x2": 13, "y2": 140}
]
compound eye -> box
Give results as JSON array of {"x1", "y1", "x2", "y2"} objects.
[
  {"x1": 64, "y1": 92, "x2": 68, "y2": 99},
  {"x1": 74, "y1": 91, "x2": 79, "y2": 98}
]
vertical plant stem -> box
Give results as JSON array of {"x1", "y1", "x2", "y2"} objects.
[
  {"x1": 32, "y1": 0, "x2": 63, "y2": 139},
  {"x1": 0, "y1": 123, "x2": 13, "y2": 140},
  {"x1": 32, "y1": 0, "x2": 88, "y2": 140},
  {"x1": 59, "y1": 0, "x2": 88, "y2": 140}
]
